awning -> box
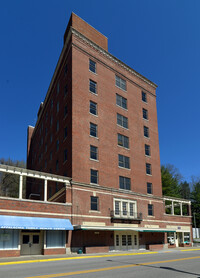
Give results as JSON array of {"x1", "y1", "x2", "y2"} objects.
[
  {"x1": 142, "y1": 229, "x2": 176, "y2": 233},
  {"x1": 74, "y1": 226, "x2": 176, "y2": 233},
  {"x1": 0, "y1": 215, "x2": 73, "y2": 230}
]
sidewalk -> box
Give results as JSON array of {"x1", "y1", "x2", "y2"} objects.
[{"x1": 0, "y1": 246, "x2": 199, "y2": 264}]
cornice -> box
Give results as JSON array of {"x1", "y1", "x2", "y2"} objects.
[{"x1": 71, "y1": 27, "x2": 157, "y2": 89}]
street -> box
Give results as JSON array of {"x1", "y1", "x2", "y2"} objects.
[{"x1": 0, "y1": 249, "x2": 200, "y2": 278}]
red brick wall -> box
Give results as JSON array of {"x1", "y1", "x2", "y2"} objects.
[
  {"x1": 71, "y1": 230, "x2": 114, "y2": 248},
  {"x1": 43, "y1": 248, "x2": 66, "y2": 255},
  {"x1": 0, "y1": 250, "x2": 20, "y2": 257},
  {"x1": 71, "y1": 33, "x2": 162, "y2": 198},
  {"x1": 0, "y1": 198, "x2": 71, "y2": 218},
  {"x1": 64, "y1": 13, "x2": 108, "y2": 51}
]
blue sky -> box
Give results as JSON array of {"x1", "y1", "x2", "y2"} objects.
[{"x1": 0, "y1": 0, "x2": 199, "y2": 182}]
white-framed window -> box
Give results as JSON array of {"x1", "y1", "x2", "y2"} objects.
[
  {"x1": 117, "y1": 113, "x2": 128, "y2": 129},
  {"x1": 115, "y1": 75, "x2": 127, "y2": 91},
  {"x1": 145, "y1": 144, "x2": 150, "y2": 156},
  {"x1": 144, "y1": 126, "x2": 149, "y2": 138},
  {"x1": 90, "y1": 101, "x2": 97, "y2": 115},
  {"x1": 90, "y1": 196, "x2": 99, "y2": 210},
  {"x1": 143, "y1": 108, "x2": 148, "y2": 120},
  {"x1": 90, "y1": 122, "x2": 97, "y2": 137},
  {"x1": 118, "y1": 154, "x2": 130, "y2": 169},
  {"x1": 142, "y1": 91, "x2": 147, "y2": 102},
  {"x1": 113, "y1": 198, "x2": 137, "y2": 218},
  {"x1": 116, "y1": 94, "x2": 127, "y2": 109},
  {"x1": 90, "y1": 169, "x2": 98, "y2": 184},
  {"x1": 148, "y1": 204, "x2": 153, "y2": 216},
  {"x1": 89, "y1": 59, "x2": 96, "y2": 73},
  {"x1": 146, "y1": 163, "x2": 152, "y2": 175},
  {"x1": 90, "y1": 145, "x2": 98, "y2": 160},
  {"x1": 118, "y1": 134, "x2": 129, "y2": 149},
  {"x1": 89, "y1": 80, "x2": 97, "y2": 94}
]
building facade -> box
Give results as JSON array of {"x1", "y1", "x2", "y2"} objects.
[{"x1": 25, "y1": 13, "x2": 192, "y2": 254}]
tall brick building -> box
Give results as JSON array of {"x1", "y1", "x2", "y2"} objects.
[{"x1": 26, "y1": 13, "x2": 192, "y2": 253}]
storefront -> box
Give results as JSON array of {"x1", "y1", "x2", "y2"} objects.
[{"x1": 0, "y1": 215, "x2": 73, "y2": 256}]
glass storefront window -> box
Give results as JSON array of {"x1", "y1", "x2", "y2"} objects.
[
  {"x1": 0, "y1": 229, "x2": 19, "y2": 250},
  {"x1": 46, "y1": 230, "x2": 65, "y2": 248}
]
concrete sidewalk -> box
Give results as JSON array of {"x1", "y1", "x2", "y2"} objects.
[{"x1": 0, "y1": 246, "x2": 199, "y2": 264}]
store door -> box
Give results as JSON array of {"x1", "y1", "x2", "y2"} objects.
[
  {"x1": 21, "y1": 232, "x2": 42, "y2": 255},
  {"x1": 115, "y1": 232, "x2": 138, "y2": 250}
]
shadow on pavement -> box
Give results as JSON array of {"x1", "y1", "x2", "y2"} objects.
[{"x1": 106, "y1": 259, "x2": 200, "y2": 277}]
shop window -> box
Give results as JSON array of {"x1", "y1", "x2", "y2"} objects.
[
  {"x1": 0, "y1": 230, "x2": 19, "y2": 250},
  {"x1": 46, "y1": 230, "x2": 65, "y2": 248}
]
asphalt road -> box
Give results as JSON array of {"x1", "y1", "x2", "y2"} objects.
[{"x1": 0, "y1": 249, "x2": 200, "y2": 278}]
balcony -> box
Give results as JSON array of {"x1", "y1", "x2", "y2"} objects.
[{"x1": 110, "y1": 210, "x2": 142, "y2": 223}]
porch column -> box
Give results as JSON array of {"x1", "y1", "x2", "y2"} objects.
[
  {"x1": 180, "y1": 203, "x2": 183, "y2": 216},
  {"x1": 19, "y1": 175, "x2": 23, "y2": 199},
  {"x1": 44, "y1": 179, "x2": 48, "y2": 201},
  {"x1": 171, "y1": 201, "x2": 174, "y2": 215}
]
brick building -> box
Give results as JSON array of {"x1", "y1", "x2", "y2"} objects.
[{"x1": 25, "y1": 13, "x2": 192, "y2": 254}]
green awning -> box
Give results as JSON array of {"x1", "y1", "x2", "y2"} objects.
[{"x1": 142, "y1": 230, "x2": 176, "y2": 233}]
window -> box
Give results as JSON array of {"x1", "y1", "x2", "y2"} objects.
[
  {"x1": 64, "y1": 105, "x2": 68, "y2": 117},
  {"x1": 45, "y1": 144, "x2": 47, "y2": 153},
  {"x1": 114, "y1": 199, "x2": 137, "y2": 218},
  {"x1": 50, "y1": 134, "x2": 53, "y2": 143},
  {"x1": 45, "y1": 160, "x2": 47, "y2": 169},
  {"x1": 142, "y1": 91, "x2": 147, "y2": 102},
  {"x1": 90, "y1": 196, "x2": 98, "y2": 210},
  {"x1": 64, "y1": 85, "x2": 68, "y2": 97},
  {"x1": 0, "y1": 230, "x2": 19, "y2": 250},
  {"x1": 64, "y1": 126, "x2": 68, "y2": 139},
  {"x1": 118, "y1": 134, "x2": 129, "y2": 148},
  {"x1": 147, "y1": 182, "x2": 152, "y2": 194},
  {"x1": 115, "y1": 75, "x2": 126, "y2": 91},
  {"x1": 146, "y1": 163, "x2": 152, "y2": 175},
  {"x1": 118, "y1": 154, "x2": 130, "y2": 169},
  {"x1": 117, "y1": 113, "x2": 128, "y2": 129},
  {"x1": 57, "y1": 102, "x2": 59, "y2": 113},
  {"x1": 145, "y1": 144, "x2": 150, "y2": 156},
  {"x1": 89, "y1": 59, "x2": 96, "y2": 73},
  {"x1": 90, "y1": 145, "x2": 98, "y2": 160},
  {"x1": 144, "y1": 126, "x2": 149, "y2": 138},
  {"x1": 45, "y1": 127, "x2": 47, "y2": 137},
  {"x1": 148, "y1": 204, "x2": 153, "y2": 216},
  {"x1": 116, "y1": 94, "x2": 127, "y2": 109},
  {"x1": 90, "y1": 101, "x2": 97, "y2": 115},
  {"x1": 119, "y1": 176, "x2": 131, "y2": 190},
  {"x1": 50, "y1": 151, "x2": 52, "y2": 161},
  {"x1": 56, "y1": 160, "x2": 59, "y2": 172},
  {"x1": 56, "y1": 139, "x2": 59, "y2": 151},
  {"x1": 90, "y1": 169, "x2": 98, "y2": 184},
  {"x1": 56, "y1": 120, "x2": 59, "y2": 132},
  {"x1": 89, "y1": 80, "x2": 97, "y2": 94},
  {"x1": 143, "y1": 108, "x2": 148, "y2": 120},
  {"x1": 46, "y1": 230, "x2": 65, "y2": 248},
  {"x1": 64, "y1": 149, "x2": 67, "y2": 162},
  {"x1": 51, "y1": 99, "x2": 53, "y2": 109},
  {"x1": 90, "y1": 123, "x2": 97, "y2": 137},
  {"x1": 46, "y1": 112, "x2": 48, "y2": 121}
]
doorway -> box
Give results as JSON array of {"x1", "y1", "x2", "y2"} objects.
[
  {"x1": 115, "y1": 231, "x2": 138, "y2": 250},
  {"x1": 21, "y1": 231, "x2": 42, "y2": 255}
]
